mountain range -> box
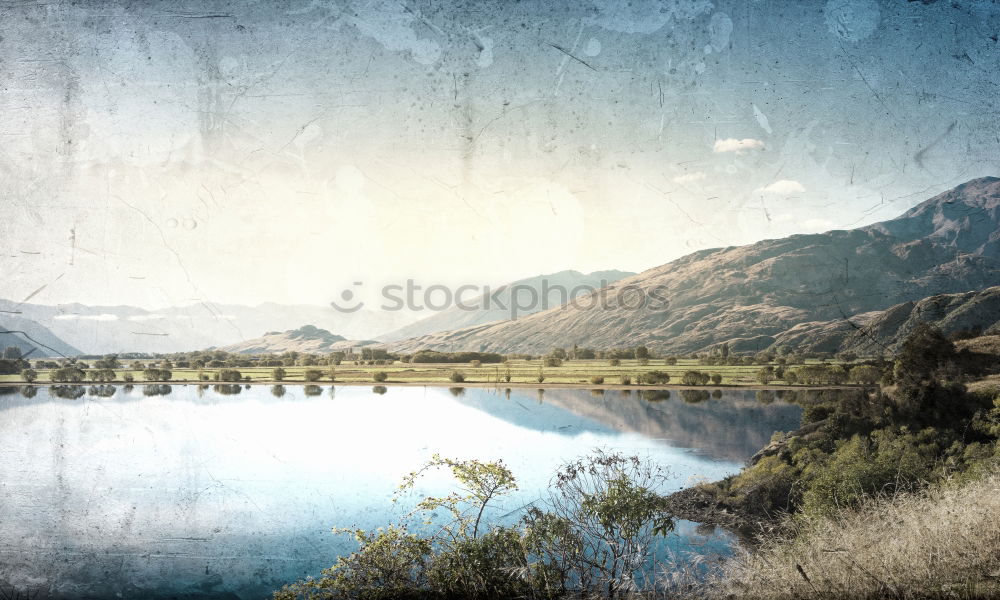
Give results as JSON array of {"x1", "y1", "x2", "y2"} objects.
[
  {"x1": 376, "y1": 270, "x2": 634, "y2": 342},
  {"x1": 0, "y1": 300, "x2": 412, "y2": 356},
  {"x1": 6, "y1": 178, "x2": 1000, "y2": 358},
  {"x1": 0, "y1": 270, "x2": 633, "y2": 356},
  {"x1": 388, "y1": 177, "x2": 1000, "y2": 355}
]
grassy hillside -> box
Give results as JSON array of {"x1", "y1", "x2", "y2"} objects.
[{"x1": 709, "y1": 469, "x2": 1000, "y2": 599}]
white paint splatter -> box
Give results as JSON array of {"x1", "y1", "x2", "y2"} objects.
[
  {"x1": 475, "y1": 35, "x2": 494, "y2": 68},
  {"x1": 824, "y1": 0, "x2": 880, "y2": 42},
  {"x1": 708, "y1": 12, "x2": 733, "y2": 52},
  {"x1": 752, "y1": 104, "x2": 772, "y2": 135},
  {"x1": 584, "y1": 37, "x2": 602, "y2": 57},
  {"x1": 588, "y1": 0, "x2": 712, "y2": 34},
  {"x1": 348, "y1": 0, "x2": 442, "y2": 65}
]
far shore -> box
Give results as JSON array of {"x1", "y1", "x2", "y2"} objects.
[{"x1": 5, "y1": 380, "x2": 867, "y2": 392}]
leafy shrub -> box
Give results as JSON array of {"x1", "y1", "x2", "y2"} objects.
[
  {"x1": 848, "y1": 364, "x2": 881, "y2": 385},
  {"x1": 216, "y1": 369, "x2": 242, "y2": 382},
  {"x1": 681, "y1": 370, "x2": 709, "y2": 385},
  {"x1": 373, "y1": 371, "x2": 388, "y2": 382},
  {"x1": 143, "y1": 368, "x2": 172, "y2": 382},
  {"x1": 641, "y1": 370, "x2": 671, "y2": 384},
  {"x1": 51, "y1": 367, "x2": 85, "y2": 383},
  {"x1": 449, "y1": 371, "x2": 465, "y2": 383},
  {"x1": 304, "y1": 369, "x2": 323, "y2": 382},
  {"x1": 589, "y1": 376, "x2": 604, "y2": 385}
]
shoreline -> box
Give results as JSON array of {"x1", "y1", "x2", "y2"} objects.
[{"x1": 3, "y1": 380, "x2": 866, "y2": 391}]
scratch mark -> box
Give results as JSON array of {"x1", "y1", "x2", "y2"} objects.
[
  {"x1": 915, "y1": 121, "x2": 957, "y2": 169},
  {"x1": 546, "y1": 42, "x2": 597, "y2": 71},
  {"x1": 0, "y1": 330, "x2": 69, "y2": 358}
]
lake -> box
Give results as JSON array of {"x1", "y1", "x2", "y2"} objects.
[{"x1": 0, "y1": 384, "x2": 802, "y2": 599}]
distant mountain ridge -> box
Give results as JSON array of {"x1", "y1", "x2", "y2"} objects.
[
  {"x1": 377, "y1": 270, "x2": 634, "y2": 342},
  {"x1": 220, "y1": 325, "x2": 375, "y2": 354},
  {"x1": 0, "y1": 314, "x2": 80, "y2": 358},
  {"x1": 0, "y1": 300, "x2": 416, "y2": 355},
  {"x1": 389, "y1": 177, "x2": 1000, "y2": 355}
]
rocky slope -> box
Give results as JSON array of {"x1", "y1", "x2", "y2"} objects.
[
  {"x1": 772, "y1": 286, "x2": 1000, "y2": 354},
  {"x1": 390, "y1": 177, "x2": 1000, "y2": 355}
]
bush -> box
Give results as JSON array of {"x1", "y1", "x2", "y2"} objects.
[
  {"x1": 373, "y1": 371, "x2": 388, "y2": 382},
  {"x1": 523, "y1": 450, "x2": 674, "y2": 595},
  {"x1": 756, "y1": 366, "x2": 776, "y2": 385},
  {"x1": 410, "y1": 351, "x2": 503, "y2": 364},
  {"x1": 681, "y1": 370, "x2": 706, "y2": 385},
  {"x1": 641, "y1": 370, "x2": 671, "y2": 384},
  {"x1": 304, "y1": 369, "x2": 323, "y2": 382},
  {"x1": 272, "y1": 367, "x2": 286, "y2": 381},
  {"x1": 50, "y1": 367, "x2": 85, "y2": 383},
  {"x1": 143, "y1": 368, "x2": 172, "y2": 382},
  {"x1": 449, "y1": 371, "x2": 465, "y2": 383},
  {"x1": 589, "y1": 376, "x2": 604, "y2": 385},
  {"x1": 609, "y1": 358, "x2": 621, "y2": 366},
  {"x1": 848, "y1": 364, "x2": 881, "y2": 385},
  {"x1": 543, "y1": 357, "x2": 562, "y2": 367},
  {"x1": 800, "y1": 429, "x2": 938, "y2": 516},
  {"x1": 711, "y1": 373, "x2": 723, "y2": 385},
  {"x1": 620, "y1": 374, "x2": 632, "y2": 385},
  {"x1": 216, "y1": 368, "x2": 242, "y2": 382},
  {"x1": 20, "y1": 368, "x2": 37, "y2": 383}
]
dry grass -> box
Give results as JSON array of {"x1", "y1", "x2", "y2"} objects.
[
  {"x1": 706, "y1": 469, "x2": 1000, "y2": 600},
  {"x1": 955, "y1": 334, "x2": 1000, "y2": 356}
]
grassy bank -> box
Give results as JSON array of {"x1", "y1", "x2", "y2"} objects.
[
  {"x1": 707, "y1": 469, "x2": 1000, "y2": 599},
  {"x1": 0, "y1": 357, "x2": 862, "y2": 387}
]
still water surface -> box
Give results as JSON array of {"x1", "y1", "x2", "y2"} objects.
[{"x1": 0, "y1": 385, "x2": 802, "y2": 599}]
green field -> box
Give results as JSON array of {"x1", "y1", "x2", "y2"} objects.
[{"x1": 0, "y1": 358, "x2": 856, "y2": 388}]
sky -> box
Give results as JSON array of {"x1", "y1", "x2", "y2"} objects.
[{"x1": 1, "y1": 0, "x2": 999, "y2": 309}]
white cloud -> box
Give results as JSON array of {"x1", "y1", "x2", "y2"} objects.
[
  {"x1": 53, "y1": 314, "x2": 119, "y2": 321},
  {"x1": 126, "y1": 314, "x2": 165, "y2": 322},
  {"x1": 713, "y1": 138, "x2": 765, "y2": 154},
  {"x1": 803, "y1": 218, "x2": 835, "y2": 232},
  {"x1": 756, "y1": 179, "x2": 806, "y2": 195},
  {"x1": 672, "y1": 172, "x2": 707, "y2": 184}
]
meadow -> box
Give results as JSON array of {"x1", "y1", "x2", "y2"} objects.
[{"x1": 0, "y1": 357, "x2": 858, "y2": 388}]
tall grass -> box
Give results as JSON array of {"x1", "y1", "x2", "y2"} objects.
[{"x1": 705, "y1": 469, "x2": 1000, "y2": 599}]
